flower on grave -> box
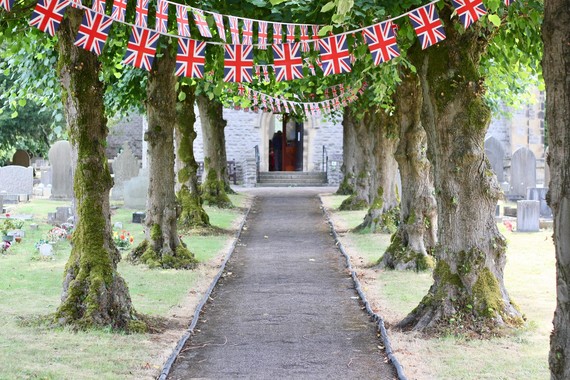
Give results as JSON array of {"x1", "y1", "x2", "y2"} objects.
[
  {"x1": 1, "y1": 240, "x2": 11, "y2": 254},
  {"x1": 113, "y1": 230, "x2": 134, "y2": 250},
  {"x1": 47, "y1": 227, "x2": 68, "y2": 243}
]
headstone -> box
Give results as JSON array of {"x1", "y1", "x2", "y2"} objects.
[
  {"x1": 0, "y1": 166, "x2": 34, "y2": 196},
  {"x1": 504, "y1": 206, "x2": 517, "y2": 217},
  {"x1": 48, "y1": 141, "x2": 74, "y2": 200},
  {"x1": 484, "y1": 137, "x2": 505, "y2": 182},
  {"x1": 517, "y1": 200, "x2": 540, "y2": 232},
  {"x1": 114, "y1": 222, "x2": 123, "y2": 229},
  {"x1": 527, "y1": 187, "x2": 553, "y2": 218},
  {"x1": 111, "y1": 143, "x2": 140, "y2": 200},
  {"x1": 510, "y1": 147, "x2": 536, "y2": 199},
  {"x1": 39, "y1": 243, "x2": 54, "y2": 257},
  {"x1": 29, "y1": 223, "x2": 39, "y2": 230},
  {"x1": 132, "y1": 212, "x2": 145, "y2": 223},
  {"x1": 123, "y1": 169, "x2": 149, "y2": 209},
  {"x1": 48, "y1": 206, "x2": 73, "y2": 225},
  {"x1": 40, "y1": 168, "x2": 52, "y2": 186},
  {"x1": 12, "y1": 150, "x2": 31, "y2": 167}
]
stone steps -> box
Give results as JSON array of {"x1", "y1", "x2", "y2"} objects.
[{"x1": 257, "y1": 172, "x2": 327, "y2": 187}]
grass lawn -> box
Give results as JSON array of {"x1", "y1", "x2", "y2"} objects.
[
  {"x1": 0, "y1": 192, "x2": 249, "y2": 379},
  {"x1": 321, "y1": 193, "x2": 555, "y2": 380}
]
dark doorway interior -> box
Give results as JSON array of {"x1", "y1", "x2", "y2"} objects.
[{"x1": 270, "y1": 117, "x2": 304, "y2": 172}]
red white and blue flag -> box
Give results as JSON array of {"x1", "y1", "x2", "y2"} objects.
[
  {"x1": 229, "y1": 16, "x2": 240, "y2": 44},
  {"x1": 224, "y1": 44, "x2": 254, "y2": 83},
  {"x1": 213, "y1": 13, "x2": 226, "y2": 42},
  {"x1": 134, "y1": 0, "x2": 148, "y2": 28},
  {"x1": 242, "y1": 19, "x2": 253, "y2": 45},
  {"x1": 319, "y1": 34, "x2": 352, "y2": 76},
  {"x1": 362, "y1": 21, "x2": 400, "y2": 65},
  {"x1": 74, "y1": 10, "x2": 113, "y2": 55},
  {"x1": 286, "y1": 24, "x2": 295, "y2": 43},
  {"x1": 91, "y1": 0, "x2": 104, "y2": 13},
  {"x1": 176, "y1": 5, "x2": 190, "y2": 37},
  {"x1": 258, "y1": 21, "x2": 268, "y2": 49},
  {"x1": 176, "y1": 38, "x2": 206, "y2": 78},
  {"x1": 452, "y1": 0, "x2": 487, "y2": 29},
  {"x1": 504, "y1": 0, "x2": 515, "y2": 5},
  {"x1": 408, "y1": 4, "x2": 446, "y2": 50},
  {"x1": 193, "y1": 9, "x2": 212, "y2": 38},
  {"x1": 155, "y1": 0, "x2": 168, "y2": 34},
  {"x1": 111, "y1": 0, "x2": 127, "y2": 22},
  {"x1": 70, "y1": 0, "x2": 80, "y2": 9},
  {"x1": 273, "y1": 42, "x2": 303, "y2": 82},
  {"x1": 311, "y1": 25, "x2": 320, "y2": 50},
  {"x1": 0, "y1": 0, "x2": 14, "y2": 12},
  {"x1": 273, "y1": 22, "x2": 282, "y2": 44},
  {"x1": 30, "y1": 0, "x2": 70, "y2": 36},
  {"x1": 300, "y1": 25, "x2": 310, "y2": 52},
  {"x1": 123, "y1": 26, "x2": 159, "y2": 71}
]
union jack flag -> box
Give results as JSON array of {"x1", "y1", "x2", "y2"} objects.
[
  {"x1": 74, "y1": 10, "x2": 113, "y2": 55},
  {"x1": 155, "y1": 0, "x2": 168, "y2": 34},
  {"x1": 91, "y1": 0, "x2": 104, "y2": 13},
  {"x1": 300, "y1": 25, "x2": 310, "y2": 52},
  {"x1": 213, "y1": 13, "x2": 226, "y2": 41},
  {"x1": 311, "y1": 25, "x2": 320, "y2": 51},
  {"x1": 504, "y1": 0, "x2": 515, "y2": 5},
  {"x1": 258, "y1": 21, "x2": 268, "y2": 49},
  {"x1": 0, "y1": 0, "x2": 14, "y2": 12},
  {"x1": 111, "y1": 0, "x2": 127, "y2": 22},
  {"x1": 229, "y1": 16, "x2": 240, "y2": 44},
  {"x1": 223, "y1": 44, "x2": 254, "y2": 83},
  {"x1": 123, "y1": 26, "x2": 159, "y2": 71},
  {"x1": 176, "y1": 5, "x2": 190, "y2": 37},
  {"x1": 286, "y1": 24, "x2": 295, "y2": 43},
  {"x1": 70, "y1": 0, "x2": 80, "y2": 9},
  {"x1": 452, "y1": 0, "x2": 487, "y2": 29},
  {"x1": 175, "y1": 38, "x2": 206, "y2": 78},
  {"x1": 193, "y1": 9, "x2": 212, "y2": 38},
  {"x1": 134, "y1": 0, "x2": 148, "y2": 27},
  {"x1": 30, "y1": 0, "x2": 69, "y2": 37},
  {"x1": 263, "y1": 65, "x2": 270, "y2": 81},
  {"x1": 273, "y1": 22, "x2": 282, "y2": 44},
  {"x1": 408, "y1": 4, "x2": 446, "y2": 50},
  {"x1": 319, "y1": 34, "x2": 352, "y2": 76},
  {"x1": 273, "y1": 43, "x2": 303, "y2": 82},
  {"x1": 242, "y1": 19, "x2": 253, "y2": 45},
  {"x1": 362, "y1": 21, "x2": 400, "y2": 65}
]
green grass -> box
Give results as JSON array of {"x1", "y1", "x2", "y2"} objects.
[
  {"x1": 0, "y1": 193, "x2": 249, "y2": 379},
  {"x1": 321, "y1": 193, "x2": 555, "y2": 380}
]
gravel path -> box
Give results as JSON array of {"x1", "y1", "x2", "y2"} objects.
[{"x1": 167, "y1": 188, "x2": 396, "y2": 379}]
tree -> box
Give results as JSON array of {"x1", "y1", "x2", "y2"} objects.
[
  {"x1": 543, "y1": 0, "x2": 570, "y2": 377},
  {"x1": 129, "y1": 38, "x2": 197, "y2": 269},
  {"x1": 54, "y1": 8, "x2": 139, "y2": 330}
]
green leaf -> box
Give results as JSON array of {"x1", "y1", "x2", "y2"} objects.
[
  {"x1": 488, "y1": 14, "x2": 501, "y2": 27},
  {"x1": 18, "y1": 99, "x2": 26, "y2": 107},
  {"x1": 337, "y1": 0, "x2": 354, "y2": 15},
  {"x1": 178, "y1": 91, "x2": 186, "y2": 101},
  {"x1": 319, "y1": 25, "x2": 333, "y2": 36},
  {"x1": 269, "y1": 0, "x2": 288, "y2": 4},
  {"x1": 321, "y1": 1, "x2": 336, "y2": 13},
  {"x1": 11, "y1": 111, "x2": 18, "y2": 118}
]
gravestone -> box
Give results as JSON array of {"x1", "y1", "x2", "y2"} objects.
[
  {"x1": 123, "y1": 169, "x2": 149, "y2": 209},
  {"x1": 484, "y1": 137, "x2": 505, "y2": 182},
  {"x1": 12, "y1": 150, "x2": 30, "y2": 167},
  {"x1": 39, "y1": 243, "x2": 54, "y2": 257},
  {"x1": 48, "y1": 141, "x2": 74, "y2": 200},
  {"x1": 527, "y1": 188, "x2": 552, "y2": 218},
  {"x1": 510, "y1": 147, "x2": 536, "y2": 199},
  {"x1": 517, "y1": 200, "x2": 540, "y2": 232},
  {"x1": 47, "y1": 206, "x2": 73, "y2": 225},
  {"x1": 0, "y1": 166, "x2": 34, "y2": 196},
  {"x1": 111, "y1": 143, "x2": 140, "y2": 200},
  {"x1": 40, "y1": 168, "x2": 52, "y2": 186}
]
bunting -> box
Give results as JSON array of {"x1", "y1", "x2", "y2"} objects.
[
  {"x1": 286, "y1": 24, "x2": 295, "y2": 43},
  {"x1": 134, "y1": 0, "x2": 148, "y2": 28},
  {"x1": 0, "y1": 0, "x2": 14, "y2": 12},
  {"x1": 91, "y1": 0, "x2": 104, "y2": 13},
  {"x1": 213, "y1": 13, "x2": 226, "y2": 42},
  {"x1": 258, "y1": 21, "x2": 268, "y2": 49},
  {"x1": 242, "y1": 19, "x2": 254, "y2": 45},
  {"x1": 273, "y1": 43, "x2": 303, "y2": 82},
  {"x1": 300, "y1": 25, "x2": 310, "y2": 52},
  {"x1": 29, "y1": 0, "x2": 69, "y2": 36},
  {"x1": 273, "y1": 22, "x2": 282, "y2": 44},
  {"x1": 111, "y1": 0, "x2": 126, "y2": 22},
  {"x1": 311, "y1": 25, "x2": 320, "y2": 51},
  {"x1": 319, "y1": 34, "x2": 352, "y2": 76},
  {"x1": 452, "y1": 0, "x2": 487, "y2": 29},
  {"x1": 193, "y1": 9, "x2": 212, "y2": 38},
  {"x1": 123, "y1": 26, "x2": 159, "y2": 71},
  {"x1": 408, "y1": 3, "x2": 446, "y2": 49},
  {"x1": 176, "y1": 5, "x2": 190, "y2": 37},
  {"x1": 229, "y1": 16, "x2": 240, "y2": 44},
  {"x1": 74, "y1": 9, "x2": 113, "y2": 55},
  {"x1": 223, "y1": 44, "x2": 253, "y2": 83},
  {"x1": 155, "y1": 0, "x2": 168, "y2": 34},
  {"x1": 176, "y1": 38, "x2": 206, "y2": 78},
  {"x1": 362, "y1": 21, "x2": 400, "y2": 65}
]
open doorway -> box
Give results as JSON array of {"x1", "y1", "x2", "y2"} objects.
[{"x1": 269, "y1": 116, "x2": 304, "y2": 172}]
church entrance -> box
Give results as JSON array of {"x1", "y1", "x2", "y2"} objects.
[{"x1": 269, "y1": 116, "x2": 304, "y2": 172}]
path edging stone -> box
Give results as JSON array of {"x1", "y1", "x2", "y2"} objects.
[
  {"x1": 319, "y1": 198, "x2": 408, "y2": 380},
  {"x1": 158, "y1": 202, "x2": 253, "y2": 380}
]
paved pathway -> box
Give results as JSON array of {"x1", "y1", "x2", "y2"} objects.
[{"x1": 168, "y1": 188, "x2": 395, "y2": 379}]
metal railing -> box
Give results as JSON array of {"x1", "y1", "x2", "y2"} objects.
[
  {"x1": 322, "y1": 145, "x2": 329, "y2": 184},
  {"x1": 254, "y1": 145, "x2": 260, "y2": 183}
]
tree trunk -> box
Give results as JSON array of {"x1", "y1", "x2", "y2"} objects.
[
  {"x1": 175, "y1": 84, "x2": 210, "y2": 229},
  {"x1": 399, "y1": 6, "x2": 521, "y2": 333},
  {"x1": 54, "y1": 9, "x2": 139, "y2": 331},
  {"x1": 544, "y1": 0, "x2": 570, "y2": 377},
  {"x1": 196, "y1": 94, "x2": 233, "y2": 208},
  {"x1": 380, "y1": 72, "x2": 437, "y2": 271},
  {"x1": 351, "y1": 106, "x2": 399, "y2": 233},
  {"x1": 129, "y1": 38, "x2": 196, "y2": 270},
  {"x1": 336, "y1": 110, "x2": 357, "y2": 196}
]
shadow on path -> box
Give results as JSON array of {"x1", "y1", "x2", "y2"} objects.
[{"x1": 168, "y1": 188, "x2": 395, "y2": 379}]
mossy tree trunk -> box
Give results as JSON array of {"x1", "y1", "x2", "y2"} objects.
[
  {"x1": 55, "y1": 9, "x2": 137, "y2": 330},
  {"x1": 175, "y1": 83, "x2": 210, "y2": 228},
  {"x1": 380, "y1": 72, "x2": 437, "y2": 271},
  {"x1": 399, "y1": 6, "x2": 521, "y2": 333},
  {"x1": 130, "y1": 38, "x2": 196, "y2": 270},
  {"x1": 196, "y1": 94, "x2": 233, "y2": 208},
  {"x1": 336, "y1": 109, "x2": 357, "y2": 196},
  {"x1": 352, "y1": 106, "x2": 399, "y2": 233},
  {"x1": 544, "y1": 0, "x2": 570, "y2": 377}
]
